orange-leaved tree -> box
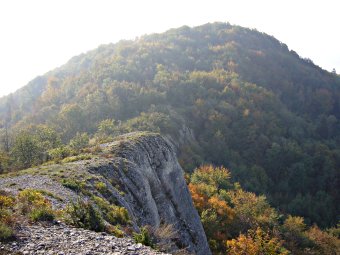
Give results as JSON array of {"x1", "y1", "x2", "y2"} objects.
[{"x1": 189, "y1": 165, "x2": 235, "y2": 253}]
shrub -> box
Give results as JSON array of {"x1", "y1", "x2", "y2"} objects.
[
  {"x1": 0, "y1": 194, "x2": 15, "y2": 209},
  {"x1": 152, "y1": 224, "x2": 178, "y2": 252},
  {"x1": 107, "y1": 206, "x2": 130, "y2": 225},
  {"x1": 61, "y1": 154, "x2": 92, "y2": 163},
  {"x1": 66, "y1": 199, "x2": 105, "y2": 232},
  {"x1": 92, "y1": 195, "x2": 130, "y2": 226},
  {"x1": 133, "y1": 226, "x2": 154, "y2": 247},
  {"x1": 29, "y1": 207, "x2": 55, "y2": 222},
  {"x1": 327, "y1": 223, "x2": 340, "y2": 238},
  {"x1": 17, "y1": 189, "x2": 55, "y2": 222},
  {"x1": 62, "y1": 179, "x2": 87, "y2": 193},
  {"x1": 48, "y1": 146, "x2": 72, "y2": 160},
  {"x1": 0, "y1": 222, "x2": 13, "y2": 241},
  {"x1": 69, "y1": 133, "x2": 89, "y2": 152},
  {"x1": 92, "y1": 195, "x2": 110, "y2": 211},
  {"x1": 18, "y1": 189, "x2": 48, "y2": 213},
  {"x1": 94, "y1": 181, "x2": 109, "y2": 194},
  {"x1": 0, "y1": 192, "x2": 15, "y2": 240},
  {"x1": 106, "y1": 225, "x2": 125, "y2": 238}
]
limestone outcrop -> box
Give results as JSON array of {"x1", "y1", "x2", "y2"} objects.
[{"x1": 92, "y1": 132, "x2": 211, "y2": 255}]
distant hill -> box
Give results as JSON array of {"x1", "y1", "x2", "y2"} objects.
[{"x1": 0, "y1": 22, "x2": 339, "y2": 227}]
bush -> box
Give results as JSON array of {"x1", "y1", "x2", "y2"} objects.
[
  {"x1": 94, "y1": 181, "x2": 109, "y2": 194},
  {"x1": 17, "y1": 189, "x2": 55, "y2": 222},
  {"x1": 92, "y1": 195, "x2": 130, "y2": 226},
  {"x1": 0, "y1": 194, "x2": 15, "y2": 209},
  {"x1": 29, "y1": 207, "x2": 55, "y2": 222},
  {"x1": 0, "y1": 222, "x2": 13, "y2": 241},
  {"x1": 152, "y1": 224, "x2": 178, "y2": 252},
  {"x1": 133, "y1": 226, "x2": 154, "y2": 247},
  {"x1": 107, "y1": 206, "x2": 130, "y2": 225},
  {"x1": 66, "y1": 199, "x2": 105, "y2": 232},
  {"x1": 0, "y1": 192, "x2": 15, "y2": 240},
  {"x1": 69, "y1": 133, "x2": 89, "y2": 152},
  {"x1": 48, "y1": 146, "x2": 72, "y2": 160},
  {"x1": 61, "y1": 154, "x2": 92, "y2": 163},
  {"x1": 62, "y1": 180, "x2": 82, "y2": 192},
  {"x1": 106, "y1": 225, "x2": 125, "y2": 238}
]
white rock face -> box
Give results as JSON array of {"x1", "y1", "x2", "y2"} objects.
[{"x1": 93, "y1": 132, "x2": 212, "y2": 255}]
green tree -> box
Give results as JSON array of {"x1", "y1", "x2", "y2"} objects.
[
  {"x1": 69, "y1": 132, "x2": 89, "y2": 152},
  {"x1": 12, "y1": 131, "x2": 42, "y2": 168},
  {"x1": 58, "y1": 104, "x2": 85, "y2": 140}
]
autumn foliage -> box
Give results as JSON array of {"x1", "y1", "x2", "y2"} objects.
[
  {"x1": 226, "y1": 227, "x2": 289, "y2": 255},
  {"x1": 189, "y1": 165, "x2": 340, "y2": 254}
]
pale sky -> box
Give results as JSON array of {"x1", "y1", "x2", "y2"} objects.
[{"x1": 0, "y1": 0, "x2": 339, "y2": 97}]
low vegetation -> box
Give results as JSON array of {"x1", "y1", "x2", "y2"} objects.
[
  {"x1": 0, "y1": 192, "x2": 15, "y2": 241},
  {"x1": 0, "y1": 190, "x2": 56, "y2": 241},
  {"x1": 66, "y1": 198, "x2": 105, "y2": 232},
  {"x1": 0, "y1": 186, "x2": 133, "y2": 241},
  {"x1": 17, "y1": 189, "x2": 55, "y2": 222},
  {"x1": 133, "y1": 226, "x2": 154, "y2": 248}
]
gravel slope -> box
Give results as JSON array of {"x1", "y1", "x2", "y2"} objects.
[{"x1": 1, "y1": 223, "x2": 169, "y2": 255}]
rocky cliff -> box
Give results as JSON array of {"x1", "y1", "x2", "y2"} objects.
[
  {"x1": 0, "y1": 132, "x2": 211, "y2": 255},
  {"x1": 92, "y1": 132, "x2": 211, "y2": 254}
]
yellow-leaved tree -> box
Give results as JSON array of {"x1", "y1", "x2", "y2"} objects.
[{"x1": 227, "y1": 227, "x2": 290, "y2": 255}]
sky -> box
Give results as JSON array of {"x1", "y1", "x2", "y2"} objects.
[{"x1": 0, "y1": 0, "x2": 339, "y2": 97}]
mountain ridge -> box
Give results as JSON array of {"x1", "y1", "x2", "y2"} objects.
[
  {"x1": 1, "y1": 22, "x2": 338, "y2": 118},
  {"x1": 0, "y1": 22, "x2": 339, "y2": 228}
]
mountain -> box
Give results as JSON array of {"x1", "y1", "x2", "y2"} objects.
[{"x1": 0, "y1": 22, "x2": 339, "y2": 229}]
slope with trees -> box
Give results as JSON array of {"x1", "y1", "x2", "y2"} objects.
[{"x1": 0, "y1": 22, "x2": 339, "y2": 229}]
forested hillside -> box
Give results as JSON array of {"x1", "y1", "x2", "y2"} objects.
[{"x1": 0, "y1": 22, "x2": 339, "y2": 229}]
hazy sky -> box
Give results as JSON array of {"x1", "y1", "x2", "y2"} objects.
[{"x1": 0, "y1": 0, "x2": 339, "y2": 97}]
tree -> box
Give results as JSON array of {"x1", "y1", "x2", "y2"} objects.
[
  {"x1": 305, "y1": 226, "x2": 340, "y2": 255},
  {"x1": 25, "y1": 125, "x2": 61, "y2": 150},
  {"x1": 227, "y1": 227, "x2": 289, "y2": 255},
  {"x1": 58, "y1": 104, "x2": 85, "y2": 140},
  {"x1": 0, "y1": 150, "x2": 10, "y2": 173},
  {"x1": 95, "y1": 119, "x2": 117, "y2": 142},
  {"x1": 227, "y1": 189, "x2": 279, "y2": 233},
  {"x1": 190, "y1": 165, "x2": 232, "y2": 192},
  {"x1": 189, "y1": 165, "x2": 235, "y2": 252},
  {"x1": 69, "y1": 132, "x2": 89, "y2": 152},
  {"x1": 12, "y1": 131, "x2": 42, "y2": 168}
]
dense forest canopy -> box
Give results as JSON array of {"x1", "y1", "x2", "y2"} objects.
[{"x1": 0, "y1": 22, "x2": 339, "y2": 229}]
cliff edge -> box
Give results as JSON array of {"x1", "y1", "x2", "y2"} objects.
[
  {"x1": 0, "y1": 132, "x2": 211, "y2": 255},
  {"x1": 94, "y1": 132, "x2": 211, "y2": 254}
]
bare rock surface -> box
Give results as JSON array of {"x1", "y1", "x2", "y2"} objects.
[{"x1": 93, "y1": 132, "x2": 211, "y2": 255}]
